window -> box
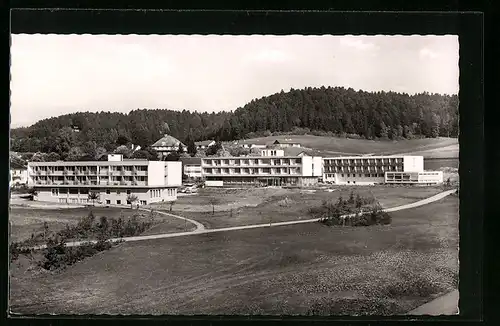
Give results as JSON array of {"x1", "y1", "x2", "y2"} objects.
[
  {"x1": 117, "y1": 190, "x2": 121, "y2": 195},
  {"x1": 140, "y1": 200, "x2": 147, "y2": 205},
  {"x1": 51, "y1": 188, "x2": 59, "y2": 196},
  {"x1": 117, "y1": 200, "x2": 121, "y2": 205},
  {"x1": 126, "y1": 189, "x2": 131, "y2": 194},
  {"x1": 106, "y1": 189, "x2": 110, "y2": 194},
  {"x1": 106, "y1": 200, "x2": 111, "y2": 204},
  {"x1": 341, "y1": 174, "x2": 344, "y2": 177}
]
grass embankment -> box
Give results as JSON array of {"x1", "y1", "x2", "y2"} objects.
[
  {"x1": 9, "y1": 206, "x2": 188, "y2": 243},
  {"x1": 227, "y1": 135, "x2": 458, "y2": 158},
  {"x1": 9, "y1": 195, "x2": 459, "y2": 315},
  {"x1": 152, "y1": 186, "x2": 443, "y2": 230}
]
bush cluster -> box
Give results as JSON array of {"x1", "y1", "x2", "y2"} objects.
[
  {"x1": 10, "y1": 209, "x2": 157, "y2": 270},
  {"x1": 309, "y1": 191, "x2": 392, "y2": 227},
  {"x1": 40, "y1": 237, "x2": 113, "y2": 271}
]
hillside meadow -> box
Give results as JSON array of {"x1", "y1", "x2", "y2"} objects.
[
  {"x1": 9, "y1": 195, "x2": 458, "y2": 316},
  {"x1": 226, "y1": 135, "x2": 458, "y2": 158}
]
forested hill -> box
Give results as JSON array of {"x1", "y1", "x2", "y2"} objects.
[
  {"x1": 10, "y1": 109, "x2": 231, "y2": 153},
  {"x1": 215, "y1": 86, "x2": 458, "y2": 141},
  {"x1": 10, "y1": 86, "x2": 458, "y2": 156}
]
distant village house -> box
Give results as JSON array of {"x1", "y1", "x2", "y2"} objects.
[
  {"x1": 272, "y1": 140, "x2": 301, "y2": 148},
  {"x1": 151, "y1": 134, "x2": 188, "y2": 158},
  {"x1": 10, "y1": 161, "x2": 30, "y2": 187},
  {"x1": 195, "y1": 140, "x2": 215, "y2": 150}
]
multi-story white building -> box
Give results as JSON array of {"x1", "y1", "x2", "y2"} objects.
[
  {"x1": 28, "y1": 154, "x2": 182, "y2": 205},
  {"x1": 201, "y1": 150, "x2": 322, "y2": 187},
  {"x1": 10, "y1": 165, "x2": 31, "y2": 187},
  {"x1": 180, "y1": 157, "x2": 202, "y2": 179},
  {"x1": 322, "y1": 155, "x2": 443, "y2": 185}
]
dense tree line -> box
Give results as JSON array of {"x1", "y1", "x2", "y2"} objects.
[
  {"x1": 215, "y1": 87, "x2": 458, "y2": 141},
  {"x1": 10, "y1": 87, "x2": 458, "y2": 159},
  {"x1": 11, "y1": 109, "x2": 231, "y2": 159}
]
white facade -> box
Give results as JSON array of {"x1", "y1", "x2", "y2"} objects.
[
  {"x1": 260, "y1": 149, "x2": 285, "y2": 157},
  {"x1": 385, "y1": 171, "x2": 444, "y2": 185},
  {"x1": 323, "y1": 155, "x2": 442, "y2": 185},
  {"x1": 201, "y1": 153, "x2": 322, "y2": 187},
  {"x1": 28, "y1": 158, "x2": 182, "y2": 205},
  {"x1": 10, "y1": 168, "x2": 30, "y2": 186},
  {"x1": 107, "y1": 154, "x2": 124, "y2": 162},
  {"x1": 184, "y1": 164, "x2": 202, "y2": 179}
]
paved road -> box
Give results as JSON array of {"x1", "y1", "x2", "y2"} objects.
[
  {"x1": 137, "y1": 207, "x2": 206, "y2": 231},
  {"x1": 408, "y1": 289, "x2": 459, "y2": 315},
  {"x1": 27, "y1": 189, "x2": 456, "y2": 250}
]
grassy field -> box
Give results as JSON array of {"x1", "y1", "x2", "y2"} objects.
[
  {"x1": 9, "y1": 204, "x2": 188, "y2": 243},
  {"x1": 9, "y1": 195, "x2": 458, "y2": 315},
  {"x1": 227, "y1": 135, "x2": 459, "y2": 158},
  {"x1": 151, "y1": 186, "x2": 444, "y2": 230}
]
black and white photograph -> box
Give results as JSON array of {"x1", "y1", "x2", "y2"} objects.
[{"x1": 9, "y1": 33, "x2": 459, "y2": 316}]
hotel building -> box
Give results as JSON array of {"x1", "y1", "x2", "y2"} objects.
[
  {"x1": 201, "y1": 149, "x2": 322, "y2": 187},
  {"x1": 28, "y1": 154, "x2": 182, "y2": 205},
  {"x1": 322, "y1": 155, "x2": 443, "y2": 185}
]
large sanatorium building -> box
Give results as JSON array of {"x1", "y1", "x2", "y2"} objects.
[
  {"x1": 201, "y1": 150, "x2": 443, "y2": 187},
  {"x1": 27, "y1": 154, "x2": 182, "y2": 205},
  {"x1": 322, "y1": 155, "x2": 443, "y2": 185},
  {"x1": 201, "y1": 149, "x2": 323, "y2": 187}
]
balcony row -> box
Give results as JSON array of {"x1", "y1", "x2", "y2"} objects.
[
  {"x1": 33, "y1": 170, "x2": 148, "y2": 176},
  {"x1": 201, "y1": 163, "x2": 302, "y2": 167},
  {"x1": 33, "y1": 181, "x2": 148, "y2": 186}
]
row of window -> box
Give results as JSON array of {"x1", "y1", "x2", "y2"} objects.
[
  {"x1": 149, "y1": 188, "x2": 175, "y2": 198},
  {"x1": 50, "y1": 188, "x2": 174, "y2": 197},
  {"x1": 202, "y1": 158, "x2": 302, "y2": 166},
  {"x1": 328, "y1": 173, "x2": 386, "y2": 178},
  {"x1": 324, "y1": 166, "x2": 400, "y2": 172},
  {"x1": 58, "y1": 198, "x2": 148, "y2": 205},
  {"x1": 32, "y1": 165, "x2": 148, "y2": 172},
  {"x1": 324, "y1": 158, "x2": 404, "y2": 165},
  {"x1": 204, "y1": 167, "x2": 301, "y2": 174}
]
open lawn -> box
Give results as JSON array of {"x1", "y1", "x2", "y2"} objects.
[
  {"x1": 9, "y1": 195, "x2": 458, "y2": 315},
  {"x1": 152, "y1": 186, "x2": 444, "y2": 230},
  {"x1": 227, "y1": 135, "x2": 458, "y2": 158},
  {"x1": 9, "y1": 205, "x2": 188, "y2": 243}
]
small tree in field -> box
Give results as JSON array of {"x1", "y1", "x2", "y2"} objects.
[
  {"x1": 208, "y1": 197, "x2": 219, "y2": 215},
  {"x1": 127, "y1": 194, "x2": 138, "y2": 208},
  {"x1": 168, "y1": 199, "x2": 176, "y2": 212},
  {"x1": 88, "y1": 191, "x2": 99, "y2": 206}
]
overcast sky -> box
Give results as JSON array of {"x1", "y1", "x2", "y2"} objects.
[{"x1": 10, "y1": 34, "x2": 459, "y2": 128}]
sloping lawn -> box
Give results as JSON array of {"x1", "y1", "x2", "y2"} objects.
[{"x1": 10, "y1": 196, "x2": 458, "y2": 316}]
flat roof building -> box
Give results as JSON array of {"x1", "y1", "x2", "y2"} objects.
[
  {"x1": 28, "y1": 154, "x2": 182, "y2": 205},
  {"x1": 180, "y1": 157, "x2": 202, "y2": 180},
  {"x1": 323, "y1": 155, "x2": 443, "y2": 185},
  {"x1": 201, "y1": 149, "x2": 322, "y2": 187}
]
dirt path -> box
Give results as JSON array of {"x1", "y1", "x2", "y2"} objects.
[{"x1": 27, "y1": 189, "x2": 457, "y2": 250}]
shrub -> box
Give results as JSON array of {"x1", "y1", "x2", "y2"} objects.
[{"x1": 312, "y1": 192, "x2": 392, "y2": 227}]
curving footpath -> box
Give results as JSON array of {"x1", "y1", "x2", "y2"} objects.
[
  {"x1": 27, "y1": 189, "x2": 456, "y2": 250},
  {"x1": 408, "y1": 289, "x2": 459, "y2": 315}
]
